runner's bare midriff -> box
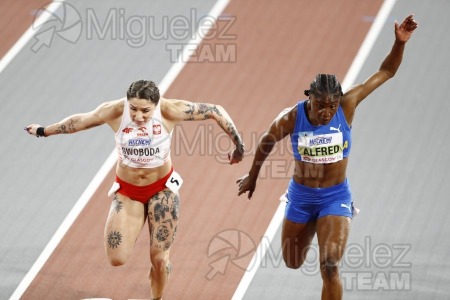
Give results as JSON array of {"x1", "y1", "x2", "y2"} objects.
[
  {"x1": 293, "y1": 158, "x2": 348, "y2": 188},
  {"x1": 116, "y1": 160, "x2": 173, "y2": 186}
]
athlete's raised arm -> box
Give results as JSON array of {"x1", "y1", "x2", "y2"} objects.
[{"x1": 342, "y1": 15, "x2": 418, "y2": 113}]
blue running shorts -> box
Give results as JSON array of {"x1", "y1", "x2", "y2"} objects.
[{"x1": 284, "y1": 178, "x2": 354, "y2": 224}]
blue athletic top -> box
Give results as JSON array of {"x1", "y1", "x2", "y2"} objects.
[{"x1": 290, "y1": 100, "x2": 352, "y2": 164}]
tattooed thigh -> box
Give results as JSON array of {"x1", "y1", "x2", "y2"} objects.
[
  {"x1": 107, "y1": 230, "x2": 123, "y2": 249},
  {"x1": 111, "y1": 194, "x2": 124, "y2": 214},
  {"x1": 148, "y1": 190, "x2": 180, "y2": 251},
  {"x1": 105, "y1": 193, "x2": 146, "y2": 257}
]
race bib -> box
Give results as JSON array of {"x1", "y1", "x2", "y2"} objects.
[
  {"x1": 165, "y1": 171, "x2": 183, "y2": 193},
  {"x1": 298, "y1": 132, "x2": 344, "y2": 164}
]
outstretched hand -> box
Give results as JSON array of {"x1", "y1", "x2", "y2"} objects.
[
  {"x1": 228, "y1": 146, "x2": 244, "y2": 165},
  {"x1": 395, "y1": 14, "x2": 418, "y2": 43},
  {"x1": 236, "y1": 174, "x2": 256, "y2": 200},
  {"x1": 24, "y1": 124, "x2": 42, "y2": 137}
]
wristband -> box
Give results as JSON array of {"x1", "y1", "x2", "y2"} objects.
[{"x1": 36, "y1": 127, "x2": 46, "y2": 137}]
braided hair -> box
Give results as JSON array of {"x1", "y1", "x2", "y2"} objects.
[
  {"x1": 304, "y1": 74, "x2": 343, "y2": 99},
  {"x1": 127, "y1": 80, "x2": 160, "y2": 105}
]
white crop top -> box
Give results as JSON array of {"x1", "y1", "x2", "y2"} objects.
[{"x1": 115, "y1": 100, "x2": 172, "y2": 168}]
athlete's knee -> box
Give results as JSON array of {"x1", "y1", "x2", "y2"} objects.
[
  {"x1": 282, "y1": 242, "x2": 310, "y2": 269},
  {"x1": 107, "y1": 252, "x2": 130, "y2": 266},
  {"x1": 284, "y1": 259, "x2": 302, "y2": 269},
  {"x1": 106, "y1": 247, "x2": 131, "y2": 266},
  {"x1": 320, "y1": 257, "x2": 340, "y2": 281},
  {"x1": 319, "y1": 242, "x2": 345, "y2": 281},
  {"x1": 150, "y1": 250, "x2": 170, "y2": 270},
  {"x1": 283, "y1": 249, "x2": 307, "y2": 269}
]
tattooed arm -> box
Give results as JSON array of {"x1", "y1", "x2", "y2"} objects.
[
  {"x1": 25, "y1": 99, "x2": 123, "y2": 137},
  {"x1": 162, "y1": 97, "x2": 244, "y2": 164}
]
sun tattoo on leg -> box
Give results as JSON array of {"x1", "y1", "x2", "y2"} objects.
[
  {"x1": 112, "y1": 195, "x2": 123, "y2": 213},
  {"x1": 107, "y1": 231, "x2": 123, "y2": 249}
]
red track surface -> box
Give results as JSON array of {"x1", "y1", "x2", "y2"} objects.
[
  {"x1": 0, "y1": 0, "x2": 49, "y2": 58},
  {"x1": 9, "y1": 0, "x2": 383, "y2": 299}
]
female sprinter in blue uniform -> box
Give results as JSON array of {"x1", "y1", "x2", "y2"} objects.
[
  {"x1": 25, "y1": 80, "x2": 244, "y2": 300},
  {"x1": 237, "y1": 15, "x2": 417, "y2": 299}
]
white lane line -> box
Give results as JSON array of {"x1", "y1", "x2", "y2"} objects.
[
  {"x1": 232, "y1": 202, "x2": 285, "y2": 300},
  {"x1": 231, "y1": 0, "x2": 398, "y2": 299},
  {"x1": 9, "y1": 0, "x2": 231, "y2": 299},
  {"x1": 0, "y1": 2, "x2": 64, "y2": 73},
  {"x1": 342, "y1": 0, "x2": 398, "y2": 91}
]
